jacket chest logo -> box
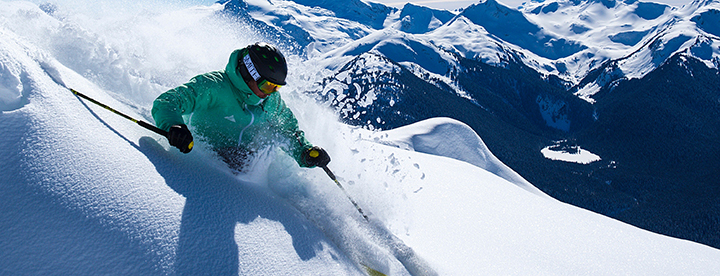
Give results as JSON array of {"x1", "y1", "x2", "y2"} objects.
[{"x1": 224, "y1": 115, "x2": 236, "y2": 123}]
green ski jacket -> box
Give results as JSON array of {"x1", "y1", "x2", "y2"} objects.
[{"x1": 152, "y1": 48, "x2": 314, "y2": 167}]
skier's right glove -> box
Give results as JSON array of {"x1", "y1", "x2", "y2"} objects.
[
  {"x1": 301, "y1": 146, "x2": 331, "y2": 168},
  {"x1": 167, "y1": 124, "x2": 194, "y2": 153}
]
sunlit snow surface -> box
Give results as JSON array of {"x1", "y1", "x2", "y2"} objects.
[{"x1": 2, "y1": 1, "x2": 720, "y2": 275}]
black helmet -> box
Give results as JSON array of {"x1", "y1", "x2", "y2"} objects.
[{"x1": 240, "y1": 42, "x2": 287, "y2": 86}]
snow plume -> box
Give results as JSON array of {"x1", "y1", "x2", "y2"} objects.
[
  {"x1": 2, "y1": 1, "x2": 720, "y2": 275},
  {"x1": 6, "y1": 0, "x2": 260, "y2": 106}
]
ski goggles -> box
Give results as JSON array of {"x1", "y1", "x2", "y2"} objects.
[{"x1": 257, "y1": 79, "x2": 282, "y2": 94}]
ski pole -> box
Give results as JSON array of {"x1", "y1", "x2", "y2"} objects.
[
  {"x1": 321, "y1": 165, "x2": 370, "y2": 222},
  {"x1": 70, "y1": 88, "x2": 194, "y2": 151},
  {"x1": 294, "y1": 134, "x2": 369, "y2": 221}
]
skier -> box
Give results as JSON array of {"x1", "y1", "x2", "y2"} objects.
[{"x1": 151, "y1": 42, "x2": 331, "y2": 171}]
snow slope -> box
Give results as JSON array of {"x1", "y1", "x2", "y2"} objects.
[{"x1": 2, "y1": 1, "x2": 720, "y2": 275}]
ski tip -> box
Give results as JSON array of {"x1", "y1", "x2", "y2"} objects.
[{"x1": 361, "y1": 264, "x2": 387, "y2": 276}]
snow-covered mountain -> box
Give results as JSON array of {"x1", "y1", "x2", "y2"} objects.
[{"x1": 2, "y1": 0, "x2": 720, "y2": 273}]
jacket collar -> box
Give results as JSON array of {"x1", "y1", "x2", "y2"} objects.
[{"x1": 225, "y1": 49, "x2": 256, "y2": 103}]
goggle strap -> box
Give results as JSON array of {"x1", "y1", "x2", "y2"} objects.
[{"x1": 243, "y1": 54, "x2": 261, "y2": 81}]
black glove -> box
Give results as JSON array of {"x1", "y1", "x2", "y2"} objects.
[
  {"x1": 167, "y1": 124, "x2": 193, "y2": 153},
  {"x1": 302, "y1": 146, "x2": 330, "y2": 167}
]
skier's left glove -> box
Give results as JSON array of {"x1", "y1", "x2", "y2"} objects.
[{"x1": 302, "y1": 146, "x2": 331, "y2": 167}]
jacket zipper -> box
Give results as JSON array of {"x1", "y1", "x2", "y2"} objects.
[{"x1": 238, "y1": 103, "x2": 255, "y2": 147}]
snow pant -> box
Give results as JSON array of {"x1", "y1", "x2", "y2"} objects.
[{"x1": 215, "y1": 147, "x2": 252, "y2": 173}]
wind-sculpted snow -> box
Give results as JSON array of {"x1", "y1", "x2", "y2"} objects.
[
  {"x1": 365, "y1": 117, "x2": 548, "y2": 198},
  {"x1": 0, "y1": 32, "x2": 32, "y2": 111}
]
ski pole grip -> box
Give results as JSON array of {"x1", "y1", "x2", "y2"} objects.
[
  {"x1": 140, "y1": 121, "x2": 193, "y2": 151},
  {"x1": 138, "y1": 121, "x2": 193, "y2": 150}
]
